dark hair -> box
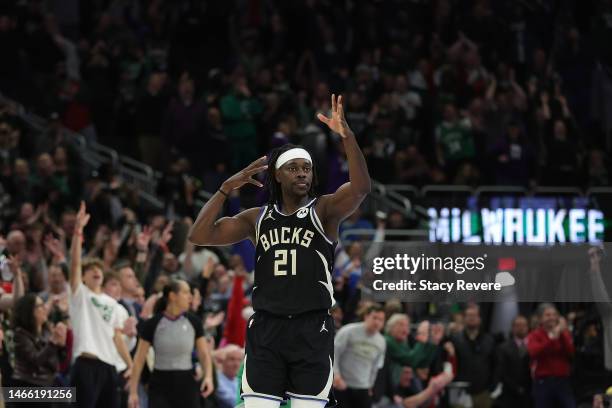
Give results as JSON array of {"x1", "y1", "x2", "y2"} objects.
[
  {"x1": 103, "y1": 271, "x2": 120, "y2": 287},
  {"x1": 464, "y1": 303, "x2": 480, "y2": 315},
  {"x1": 113, "y1": 259, "x2": 132, "y2": 272},
  {"x1": 365, "y1": 303, "x2": 384, "y2": 316},
  {"x1": 265, "y1": 144, "x2": 318, "y2": 205},
  {"x1": 512, "y1": 314, "x2": 528, "y2": 325},
  {"x1": 537, "y1": 302, "x2": 557, "y2": 317},
  {"x1": 12, "y1": 293, "x2": 40, "y2": 335},
  {"x1": 154, "y1": 279, "x2": 186, "y2": 314},
  {"x1": 49, "y1": 263, "x2": 69, "y2": 281},
  {"x1": 82, "y1": 257, "x2": 105, "y2": 274}
]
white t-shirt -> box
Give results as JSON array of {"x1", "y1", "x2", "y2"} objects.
[
  {"x1": 69, "y1": 283, "x2": 123, "y2": 368},
  {"x1": 109, "y1": 303, "x2": 131, "y2": 372}
]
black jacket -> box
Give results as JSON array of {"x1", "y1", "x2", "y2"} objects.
[
  {"x1": 495, "y1": 338, "x2": 532, "y2": 408},
  {"x1": 451, "y1": 330, "x2": 496, "y2": 394},
  {"x1": 12, "y1": 327, "x2": 65, "y2": 386}
]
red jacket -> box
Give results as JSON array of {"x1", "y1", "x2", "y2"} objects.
[{"x1": 527, "y1": 327, "x2": 574, "y2": 379}]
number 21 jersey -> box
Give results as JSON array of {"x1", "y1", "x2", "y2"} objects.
[{"x1": 253, "y1": 198, "x2": 336, "y2": 315}]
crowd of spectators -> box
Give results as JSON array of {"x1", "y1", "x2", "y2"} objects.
[
  {"x1": 0, "y1": 1, "x2": 612, "y2": 408},
  {"x1": 0, "y1": 188, "x2": 608, "y2": 407},
  {"x1": 1, "y1": 0, "x2": 612, "y2": 197}
]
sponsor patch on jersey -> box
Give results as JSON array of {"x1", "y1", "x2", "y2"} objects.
[{"x1": 297, "y1": 208, "x2": 308, "y2": 218}]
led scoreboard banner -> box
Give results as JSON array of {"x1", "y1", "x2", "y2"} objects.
[{"x1": 427, "y1": 195, "x2": 608, "y2": 244}]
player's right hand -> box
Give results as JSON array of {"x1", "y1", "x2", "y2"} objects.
[{"x1": 221, "y1": 156, "x2": 268, "y2": 192}]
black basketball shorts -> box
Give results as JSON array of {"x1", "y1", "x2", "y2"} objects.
[{"x1": 241, "y1": 309, "x2": 336, "y2": 405}]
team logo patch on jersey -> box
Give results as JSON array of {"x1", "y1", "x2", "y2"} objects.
[{"x1": 297, "y1": 208, "x2": 308, "y2": 218}]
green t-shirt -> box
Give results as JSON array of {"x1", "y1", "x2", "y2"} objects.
[
  {"x1": 384, "y1": 334, "x2": 438, "y2": 387},
  {"x1": 436, "y1": 119, "x2": 476, "y2": 161}
]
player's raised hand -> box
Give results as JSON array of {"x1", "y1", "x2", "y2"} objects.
[
  {"x1": 317, "y1": 94, "x2": 352, "y2": 138},
  {"x1": 221, "y1": 156, "x2": 268, "y2": 192}
]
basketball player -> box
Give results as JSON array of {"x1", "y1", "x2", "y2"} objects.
[{"x1": 189, "y1": 94, "x2": 370, "y2": 408}]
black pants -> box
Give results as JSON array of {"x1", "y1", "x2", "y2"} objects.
[
  {"x1": 149, "y1": 370, "x2": 200, "y2": 408},
  {"x1": 242, "y1": 310, "x2": 335, "y2": 402},
  {"x1": 335, "y1": 388, "x2": 371, "y2": 408},
  {"x1": 70, "y1": 357, "x2": 119, "y2": 408},
  {"x1": 533, "y1": 377, "x2": 575, "y2": 408}
]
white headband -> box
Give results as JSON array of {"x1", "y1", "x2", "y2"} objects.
[{"x1": 275, "y1": 148, "x2": 312, "y2": 169}]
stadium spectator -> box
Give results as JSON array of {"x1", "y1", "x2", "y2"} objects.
[
  {"x1": 451, "y1": 303, "x2": 495, "y2": 408},
  {"x1": 102, "y1": 271, "x2": 137, "y2": 351},
  {"x1": 435, "y1": 103, "x2": 476, "y2": 178},
  {"x1": 116, "y1": 263, "x2": 144, "y2": 320},
  {"x1": 589, "y1": 246, "x2": 612, "y2": 371},
  {"x1": 495, "y1": 315, "x2": 532, "y2": 408},
  {"x1": 102, "y1": 270, "x2": 138, "y2": 408},
  {"x1": 490, "y1": 121, "x2": 535, "y2": 186},
  {"x1": 39, "y1": 262, "x2": 69, "y2": 323},
  {"x1": 68, "y1": 202, "x2": 133, "y2": 408},
  {"x1": 334, "y1": 304, "x2": 387, "y2": 408},
  {"x1": 3, "y1": 231, "x2": 27, "y2": 287},
  {"x1": 543, "y1": 119, "x2": 580, "y2": 186},
  {"x1": 215, "y1": 344, "x2": 244, "y2": 408},
  {"x1": 384, "y1": 315, "x2": 440, "y2": 387},
  {"x1": 527, "y1": 303, "x2": 576, "y2": 408},
  {"x1": 394, "y1": 144, "x2": 433, "y2": 186},
  {"x1": 387, "y1": 366, "x2": 447, "y2": 408},
  {"x1": 161, "y1": 72, "x2": 207, "y2": 173},
  {"x1": 220, "y1": 75, "x2": 263, "y2": 172},
  {"x1": 134, "y1": 71, "x2": 169, "y2": 169},
  {"x1": 11, "y1": 294, "x2": 67, "y2": 394}
]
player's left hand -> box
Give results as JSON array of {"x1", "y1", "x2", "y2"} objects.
[
  {"x1": 201, "y1": 375, "x2": 214, "y2": 397},
  {"x1": 317, "y1": 94, "x2": 352, "y2": 138}
]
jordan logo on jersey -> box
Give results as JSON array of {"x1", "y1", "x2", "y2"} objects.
[
  {"x1": 320, "y1": 321, "x2": 328, "y2": 333},
  {"x1": 264, "y1": 210, "x2": 275, "y2": 221}
]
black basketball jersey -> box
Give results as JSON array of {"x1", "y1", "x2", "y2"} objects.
[{"x1": 253, "y1": 197, "x2": 336, "y2": 315}]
